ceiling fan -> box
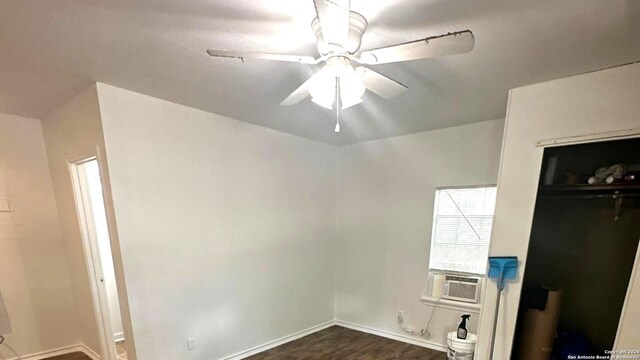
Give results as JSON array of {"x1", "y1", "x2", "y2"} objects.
[{"x1": 207, "y1": 0, "x2": 474, "y2": 132}]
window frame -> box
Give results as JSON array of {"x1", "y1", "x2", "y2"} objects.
[{"x1": 428, "y1": 184, "x2": 497, "y2": 276}]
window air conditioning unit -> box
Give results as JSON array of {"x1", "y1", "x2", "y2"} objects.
[{"x1": 442, "y1": 274, "x2": 481, "y2": 303}]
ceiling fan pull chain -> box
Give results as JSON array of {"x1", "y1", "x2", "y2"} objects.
[{"x1": 335, "y1": 77, "x2": 341, "y2": 133}]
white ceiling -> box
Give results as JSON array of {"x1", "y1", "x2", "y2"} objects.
[{"x1": 1, "y1": 1, "x2": 639, "y2": 145}]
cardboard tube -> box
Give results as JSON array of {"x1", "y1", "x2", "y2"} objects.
[{"x1": 516, "y1": 290, "x2": 562, "y2": 360}]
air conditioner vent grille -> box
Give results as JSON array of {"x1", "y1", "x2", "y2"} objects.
[{"x1": 442, "y1": 274, "x2": 481, "y2": 303}]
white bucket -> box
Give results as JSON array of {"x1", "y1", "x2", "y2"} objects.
[{"x1": 447, "y1": 331, "x2": 477, "y2": 360}]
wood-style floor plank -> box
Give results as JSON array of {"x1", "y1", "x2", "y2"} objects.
[
  {"x1": 246, "y1": 325, "x2": 446, "y2": 360},
  {"x1": 44, "y1": 353, "x2": 91, "y2": 360},
  {"x1": 43, "y1": 326, "x2": 446, "y2": 360},
  {"x1": 42, "y1": 342, "x2": 127, "y2": 360}
]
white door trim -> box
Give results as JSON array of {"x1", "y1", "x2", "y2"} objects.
[
  {"x1": 69, "y1": 155, "x2": 118, "y2": 360},
  {"x1": 614, "y1": 238, "x2": 640, "y2": 351},
  {"x1": 536, "y1": 127, "x2": 640, "y2": 147}
]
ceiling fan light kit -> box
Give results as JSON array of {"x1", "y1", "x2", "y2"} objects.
[
  {"x1": 207, "y1": 0, "x2": 475, "y2": 132},
  {"x1": 308, "y1": 56, "x2": 366, "y2": 110}
]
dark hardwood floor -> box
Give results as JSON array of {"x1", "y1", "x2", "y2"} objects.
[
  {"x1": 44, "y1": 353, "x2": 91, "y2": 360},
  {"x1": 246, "y1": 326, "x2": 446, "y2": 360},
  {"x1": 45, "y1": 342, "x2": 127, "y2": 360},
  {"x1": 43, "y1": 342, "x2": 127, "y2": 360},
  {"x1": 44, "y1": 326, "x2": 445, "y2": 360}
]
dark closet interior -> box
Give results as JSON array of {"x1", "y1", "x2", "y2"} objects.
[{"x1": 511, "y1": 138, "x2": 640, "y2": 359}]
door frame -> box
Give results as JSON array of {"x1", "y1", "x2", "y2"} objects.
[
  {"x1": 616, "y1": 240, "x2": 640, "y2": 350},
  {"x1": 479, "y1": 129, "x2": 640, "y2": 358},
  {"x1": 535, "y1": 129, "x2": 640, "y2": 351},
  {"x1": 68, "y1": 153, "x2": 122, "y2": 360}
]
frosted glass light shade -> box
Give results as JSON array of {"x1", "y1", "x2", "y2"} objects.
[
  {"x1": 339, "y1": 68, "x2": 365, "y2": 109},
  {"x1": 309, "y1": 68, "x2": 336, "y2": 109},
  {"x1": 308, "y1": 62, "x2": 365, "y2": 110},
  {"x1": 311, "y1": 95, "x2": 334, "y2": 110}
]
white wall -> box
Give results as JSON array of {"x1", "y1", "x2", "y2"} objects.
[
  {"x1": 95, "y1": 83, "x2": 338, "y2": 360},
  {"x1": 0, "y1": 113, "x2": 79, "y2": 357},
  {"x1": 6, "y1": 61, "x2": 637, "y2": 359},
  {"x1": 476, "y1": 62, "x2": 640, "y2": 359},
  {"x1": 41, "y1": 86, "x2": 110, "y2": 354},
  {"x1": 334, "y1": 119, "x2": 504, "y2": 349}
]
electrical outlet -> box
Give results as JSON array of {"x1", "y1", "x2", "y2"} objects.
[
  {"x1": 0, "y1": 199, "x2": 11, "y2": 212},
  {"x1": 187, "y1": 337, "x2": 196, "y2": 351}
]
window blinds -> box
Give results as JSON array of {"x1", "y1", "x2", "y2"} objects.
[{"x1": 429, "y1": 186, "x2": 497, "y2": 274}]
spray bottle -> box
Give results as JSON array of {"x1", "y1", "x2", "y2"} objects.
[{"x1": 457, "y1": 314, "x2": 471, "y2": 340}]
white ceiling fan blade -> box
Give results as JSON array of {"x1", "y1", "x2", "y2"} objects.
[
  {"x1": 355, "y1": 67, "x2": 408, "y2": 100},
  {"x1": 280, "y1": 72, "x2": 325, "y2": 106},
  {"x1": 207, "y1": 49, "x2": 318, "y2": 64},
  {"x1": 313, "y1": 0, "x2": 350, "y2": 48},
  {"x1": 359, "y1": 30, "x2": 474, "y2": 65}
]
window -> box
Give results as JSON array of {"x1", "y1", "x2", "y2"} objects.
[{"x1": 429, "y1": 186, "x2": 497, "y2": 275}]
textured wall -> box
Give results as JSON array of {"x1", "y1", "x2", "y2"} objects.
[
  {"x1": 335, "y1": 119, "x2": 504, "y2": 350},
  {"x1": 0, "y1": 113, "x2": 78, "y2": 357},
  {"x1": 96, "y1": 83, "x2": 338, "y2": 360},
  {"x1": 476, "y1": 62, "x2": 640, "y2": 359}
]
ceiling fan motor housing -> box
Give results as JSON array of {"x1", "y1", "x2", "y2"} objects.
[{"x1": 312, "y1": 12, "x2": 367, "y2": 56}]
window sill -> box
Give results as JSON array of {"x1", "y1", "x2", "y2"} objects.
[{"x1": 420, "y1": 296, "x2": 482, "y2": 313}]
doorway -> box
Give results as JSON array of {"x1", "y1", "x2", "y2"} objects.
[
  {"x1": 70, "y1": 158, "x2": 128, "y2": 360},
  {"x1": 511, "y1": 138, "x2": 640, "y2": 359}
]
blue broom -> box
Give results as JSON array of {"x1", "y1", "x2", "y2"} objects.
[{"x1": 487, "y1": 256, "x2": 518, "y2": 359}]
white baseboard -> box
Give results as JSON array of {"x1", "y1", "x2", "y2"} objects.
[
  {"x1": 80, "y1": 343, "x2": 101, "y2": 360},
  {"x1": 221, "y1": 319, "x2": 446, "y2": 360},
  {"x1": 1, "y1": 343, "x2": 99, "y2": 360},
  {"x1": 3, "y1": 320, "x2": 444, "y2": 360},
  {"x1": 114, "y1": 332, "x2": 125, "y2": 343},
  {"x1": 221, "y1": 320, "x2": 335, "y2": 360},
  {"x1": 334, "y1": 320, "x2": 448, "y2": 353}
]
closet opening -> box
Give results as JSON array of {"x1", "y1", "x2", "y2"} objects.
[{"x1": 511, "y1": 138, "x2": 640, "y2": 359}]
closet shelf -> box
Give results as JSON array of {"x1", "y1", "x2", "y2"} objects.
[
  {"x1": 538, "y1": 183, "x2": 640, "y2": 198},
  {"x1": 538, "y1": 183, "x2": 640, "y2": 221}
]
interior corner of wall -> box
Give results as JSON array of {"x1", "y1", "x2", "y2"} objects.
[{"x1": 93, "y1": 82, "x2": 107, "y2": 98}]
